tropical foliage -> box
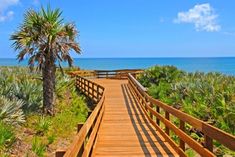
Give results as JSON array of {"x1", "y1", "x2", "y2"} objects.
[
  {"x1": 0, "y1": 96, "x2": 25, "y2": 125},
  {"x1": 138, "y1": 65, "x2": 235, "y2": 155},
  {"x1": 0, "y1": 121, "x2": 15, "y2": 152},
  {"x1": 10, "y1": 6, "x2": 81, "y2": 115},
  {"x1": 0, "y1": 67, "x2": 42, "y2": 113},
  {"x1": 0, "y1": 67, "x2": 88, "y2": 156}
]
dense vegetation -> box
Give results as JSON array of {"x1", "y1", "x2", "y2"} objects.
[
  {"x1": 0, "y1": 67, "x2": 88, "y2": 156},
  {"x1": 137, "y1": 65, "x2": 235, "y2": 155}
]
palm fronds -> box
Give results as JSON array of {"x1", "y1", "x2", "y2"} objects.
[{"x1": 0, "y1": 96, "x2": 25, "y2": 125}]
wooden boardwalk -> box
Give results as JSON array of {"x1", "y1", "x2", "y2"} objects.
[
  {"x1": 62, "y1": 71, "x2": 235, "y2": 157},
  {"x1": 91, "y1": 79, "x2": 178, "y2": 157}
]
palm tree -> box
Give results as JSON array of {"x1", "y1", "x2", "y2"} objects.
[{"x1": 10, "y1": 6, "x2": 80, "y2": 115}]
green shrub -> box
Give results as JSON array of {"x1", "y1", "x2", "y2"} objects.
[
  {"x1": 0, "y1": 96, "x2": 25, "y2": 125},
  {"x1": 35, "y1": 116, "x2": 51, "y2": 136},
  {"x1": 32, "y1": 137, "x2": 46, "y2": 157},
  {"x1": 0, "y1": 121, "x2": 15, "y2": 149},
  {"x1": 0, "y1": 67, "x2": 42, "y2": 113},
  {"x1": 47, "y1": 134, "x2": 56, "y2": 145},
  {"x1": 138, "y1": 65, "x2": 235, "y2": 155},
  {"x1": 14, "y1": 79, "x2": 42, "y2": 112},
  {"x1": 138, "y1": 65, "x2": 185, "y2": 88},
  {"x1": 138, "y1": 66, "x2": 235, "y2": 135},
  {"x1": 0, "y1": 67, "x2": 88, "y2": 155},
  {"x1": 55, "y1": 74, "x2": 73, "y2": 98},
  {"x1": 48, "y1": 83, "x2": 88, "y2": 138},
  {"x1": 185, "y1": 149, "x2": 197, "y2": 157}
]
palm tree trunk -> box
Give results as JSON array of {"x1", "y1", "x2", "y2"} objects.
[{"x1": 42, "y1": 57, "x2": 55, "y2": 115}]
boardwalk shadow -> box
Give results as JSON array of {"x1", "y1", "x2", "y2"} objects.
[{"x1": 121, "y1": 84, "x2": 175, "y2": 157}]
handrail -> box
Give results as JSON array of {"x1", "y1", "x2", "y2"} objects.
[
  {"x1": 95, "y1": 69, "x2": 143, "y2": 79},
  {"x1": 68, "y1": 69, "x2": 143, "y2": 79},
  {"x1": 68, "y1": 69, "x2": 144, "y2": 80},
  {"x1": 63, "y1": 76, "x2": 105, "y2": 157},
  {"x1": 76, "y1": 75, "x2": 105, "y2": 103},
  {"x1": 68, "y1": 70, "x2": 96, "y2": 78},
  {"x1": 127, "y1": 73, "x2": 235, "y2": 157},
  {"x1": 128, "y1": 73, "x2": 147, "y2": 92}
]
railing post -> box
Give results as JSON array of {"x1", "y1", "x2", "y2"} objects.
[
  {"x1": 179, "y1": 120, "x2": 185, "y2": 151},
  {"x1": 144, "y1": 97, "x2": 148, "y2": 111},
  {"x1": 156, "y1": 106, "x2": 160, "y2": 126},
  {"x1": 82, "y1": 78, "x2": 84, "y2": 90},
  {"x1": 84, "y1": 79, "x2": 86, "y2": 91},
  {"x1": 165, "y1": 111, "x2": 170, "y2": 135},
  {"x1": 204, "y1": 135, "x2": 213, "y2": 152},
  {"x1": 88, "y1": 81, "x2": 91, "y2": 96},
  {"x1": 77, "y1": 123, "x2": 84, "y2": 156},
  {"x1": 149, "y1": 102, "x2": 153, "y2": 119},
  {"x1": 83, "y1": 79, "x2": 85, "y2": 90},
  {"x1": 97, "y1": 86, "x2": 100, "y2": 101},
  {"x1": 77, "y1": 77, "x2": 80, "y2": 88},
  {"x1": 55, "y1": 150, "x2": 66, "y2": 157},
  {"x1": 87, "y1": 80, "x2": 89, "y2": 91},
  {"x1": 92, "y1": 83, "x2": 95, "y2": 99}
]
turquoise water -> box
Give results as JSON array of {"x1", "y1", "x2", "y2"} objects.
[{"x1": 1, "y1": 58, "x2": 235, "y2": 75}]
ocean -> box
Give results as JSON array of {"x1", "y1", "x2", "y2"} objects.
[{"x1": 0, "y1": 57, "x2": 235, "y2": 75}]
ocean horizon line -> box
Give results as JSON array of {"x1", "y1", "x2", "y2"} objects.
[
  {"x1": 1, "y1": 58, "x2": 235, "y2": 75},
  {"x1": 1, "y1": 56, "x2": 235, "y2": 59}
]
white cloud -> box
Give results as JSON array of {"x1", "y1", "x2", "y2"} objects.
[
  {"x1": 0, "y1": 0, "x2": 19, "y2": 22},
  {"x1": 174, "y1": 3, "x2": 221, "y2": 32},
  {"x1": 0, "y1": 10, "x2": 14, "y2": 22},
  {"x1": 32, "y1": 0, "x2": 40, "y2": 6}
]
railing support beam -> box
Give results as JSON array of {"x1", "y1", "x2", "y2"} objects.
[{"x1": 165, "y1": 111, "x2": 170, "y2": 135}]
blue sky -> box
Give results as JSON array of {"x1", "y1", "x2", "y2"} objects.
[{"x1": 0, "y1": 0, "x2": 235, "y2": 58}]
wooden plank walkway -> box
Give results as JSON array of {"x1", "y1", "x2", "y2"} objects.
[{"x1": 91, "y1": 79, "x2": 178, "y2": 157}]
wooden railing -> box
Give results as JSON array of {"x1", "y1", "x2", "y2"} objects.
[
  {"x1": 59, "y1": 76, "x2": 105, "y2": 157},
  {"x1": 68, "y1": 70, "x2": 96, "y2": 78},
  {"x1": 68, "y1": 69, "x2": 143, "y2": 79},
  {"x1": 127, "y1": 73, "x2": 235, "y2": 157},
  {"x1": 76, "y1": 75, "x2": 104, "y2": 103},
  {"x1": 95, "y1": 69, "x2": 143, "y2": 79}
]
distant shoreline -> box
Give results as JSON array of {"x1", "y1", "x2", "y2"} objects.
[
  {"x1": 1, "y1": 56, "x2": 235, "y2": 59},
  {"x1": 1, "y1": 58, "x2": 235, "y2": 75}
]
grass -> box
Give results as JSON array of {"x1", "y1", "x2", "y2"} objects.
[
  {"x1": 32, "y1": 137, "x2": 46, "y2": 157},
  {"x1": 185, "y1": 149, "x2": 197, "y2": 157},
  {"x1": 0, "y1": 121, "x2": 15, "y2": 153},
  {"x1": 0, "y1": 67, "x2": 88, "y2": 156},
  {"x1": 35, "y1": 116, "x2": 51, "y2": 136},
  {"x1": 23, "y1": 80, "x2": 88, "y2": 156},
  {"x1": 27, "y1": 79, "x2": 87, "y2": 156}
]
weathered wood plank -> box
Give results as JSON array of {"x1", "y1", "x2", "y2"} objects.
[{"x1": 91, "y1": 79, "x2": 178, "y2": 157}]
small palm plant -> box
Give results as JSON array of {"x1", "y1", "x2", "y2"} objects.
[
  {"x1": 10, "y1": 6, "x2": 81, "y2": 115},
  {"x1": 0, "y1": 96, "x2": 25, "y2": 125}
]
